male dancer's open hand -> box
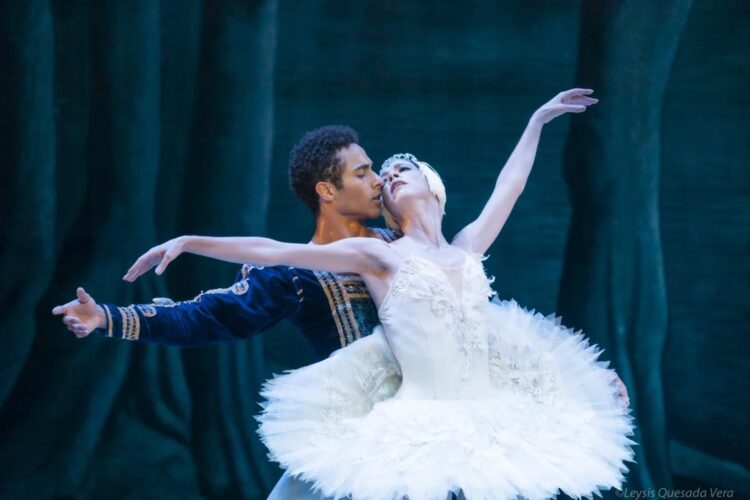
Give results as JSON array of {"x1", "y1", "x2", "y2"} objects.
[
  {"x1": 122, "y1": 237, "x2": 186, "y2": 282},
  {"x1": 531, "y1": 88, "x2": 598, "y2": 126},
  {"x1": 51, "y1": 287, "x2": 105, "y2": 337}
]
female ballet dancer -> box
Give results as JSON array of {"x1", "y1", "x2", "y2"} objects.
[{"x1": 124, "y1": 89, "x2": 635, "y2": 500}]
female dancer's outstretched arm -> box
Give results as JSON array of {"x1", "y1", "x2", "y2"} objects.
[
  {"x1": 123, "y1": 235, "x2": 395, "y2": 282},
  {"x1": 452, "y1": 88, "x2": 597, "y2": 255}
]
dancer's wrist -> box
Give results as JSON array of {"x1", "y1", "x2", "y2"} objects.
[
  {"x1": 528, "y1": 113, "x2": 545, "y2": 131},
  {"x1": 177, "y1": 235, "x2": 194, "y2": 253},
  {"x1": 96, "y1": 305, "x2": 107, "y2": 329}
]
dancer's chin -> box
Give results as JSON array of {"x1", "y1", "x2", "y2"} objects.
[{"x1": 364, "y1": 208, "x2": 383, "y2": 219}]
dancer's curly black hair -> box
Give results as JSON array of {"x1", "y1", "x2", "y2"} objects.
[{"x1": 288, "y1": 125, "x2": 360, "y2": 216}]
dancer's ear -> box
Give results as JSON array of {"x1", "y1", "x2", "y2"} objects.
[{"x1": 315, "y1": 181, "x2": 336, "y2": 203}]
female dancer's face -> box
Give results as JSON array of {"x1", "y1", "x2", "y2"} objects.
[{"x1": 381, "y1": 160, "x2": 431, "y2": 216}]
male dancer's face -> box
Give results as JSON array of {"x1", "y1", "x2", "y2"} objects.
[{"x1": 330, "y1": 143, "x2": 384, "y2": 219}]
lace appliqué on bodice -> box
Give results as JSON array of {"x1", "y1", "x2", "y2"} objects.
[{"x1": 384, "y1": 254, "x2": 496, "y2": 380}]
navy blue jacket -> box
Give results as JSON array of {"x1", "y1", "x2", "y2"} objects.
[{"x1": 96, "y1": 228, "x2": 398, "y2": 361}]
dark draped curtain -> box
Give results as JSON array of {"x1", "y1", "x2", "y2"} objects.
[
  {"x1": 558, "y1": 0, "x2": 749, "y2": 496},
  {"x1": 0, "y1": 1, "x2": 278, "y2": 498},
  {"x1": 559, "y1": 0, "x2": 692, "y2": 493},
  {"x1": 1, "y1": 1, "x2": 748, "y2": 498}
]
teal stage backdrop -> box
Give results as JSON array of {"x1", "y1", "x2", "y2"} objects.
[{"x1": 1, "y1": 1, "x2": 748, "y2": 498}]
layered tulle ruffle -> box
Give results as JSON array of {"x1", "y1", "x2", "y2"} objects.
[{"x1": 257, "y1": 300, "x2": 636, "y2": 500}]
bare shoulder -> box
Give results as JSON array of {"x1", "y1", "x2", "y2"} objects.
[
  {"x1": 361, "y1": 236, "x2": 398, "y2": 259},
  {"x1": 337, "y1": 236, "x2": 390, "y2": 252},
  {"x1": 348, "y1": 237, "x2": 399, "y2": 275}
]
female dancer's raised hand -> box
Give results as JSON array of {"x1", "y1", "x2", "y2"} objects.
[
  {"x1": 531, "y1": 88, "x2": 598, "y2": 125},
  {"x1": 452, "y1": 87, "x2": 598, "y2": 254},
  {"x1": 123, "y1": 237, "x2": 186, "y2": 282}
]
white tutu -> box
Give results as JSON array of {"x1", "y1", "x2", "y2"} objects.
[{"x1": 258, "y1": 255, "x2": 636, "y2": 500}]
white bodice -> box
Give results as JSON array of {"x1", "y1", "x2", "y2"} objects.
[{"x1": 378, "y1": 254, "x2": 497, "y2": 399}]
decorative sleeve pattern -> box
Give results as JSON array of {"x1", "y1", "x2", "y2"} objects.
[{"x1": 96, "y1": 266, "x2": 300, "y2": 346}]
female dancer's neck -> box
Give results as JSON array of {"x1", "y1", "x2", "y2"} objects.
[{"x1": 399, "y1": 200, "x2": 447, "y2": 248}]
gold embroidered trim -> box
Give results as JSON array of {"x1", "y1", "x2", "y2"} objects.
[
  {"x1": 133, "y1": 309, "x2": 140, "y2": 340},
  {"x1": 316, "y1": 271, "x2": 347, "y2": 348},
  {"x1": 118, "y1": 306, "x2": 141, "y2": 341},
  {"x1": 118, "y1": 306, "x2": 125, "y2": 339},
  {"x1": 104, "y1": 305, "x2": 114, "y2": 338},
  {"x1": 137, "y1": 304, "x2": 157, "y2": 317},
  {"x1": 232, "y1": 281, "x2": 249, "y2": 295},
  {"x1": 152, "y1": 297, "x2": 178, "y2": 307},
  {"x1": 124, "y1": 306, "x2": 132, "y2": 340},
  {"x1": 193, "y1": 280, "x2": 249, "y2": 302},
  {"x1": 117, "y1": 306, "x2": 128, "y2": 340},
  {"x1": 240, "y1": 264, "x2": 264, "y2": 280},
  {"x1": 338, "y1": 275, "x2": 361, "y2": 343},
  {"x1": 199, "y1": 286, "x2": 231, "y2": 296},
  {"x1": 338, "y1": 274, "x2": 369, "y2": 342},
  {"x1": 125, "y1": 307, "x2": 133, "y2": 340},
  {"x1": 241, "y1": 264, "x2": 251, "y2": 279},
  {"x1": 315, "y1": 271, "x2": 366, "y2": 346}
]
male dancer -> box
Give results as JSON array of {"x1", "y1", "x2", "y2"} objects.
[
  {"x1": 53, "y1": 125, "x2": 394, "y2": 357},
  {"x1": 53, "y1": 125, "x2": 394, "y2": 499}
]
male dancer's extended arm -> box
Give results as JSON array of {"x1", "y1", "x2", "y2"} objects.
[{"x1": 52, "y1": 265, "x2": 300, "y2": 345}]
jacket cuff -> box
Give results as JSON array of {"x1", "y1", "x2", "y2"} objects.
[{"x1": 94, "y1": 304, "x2": 141, "y2": 341}]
